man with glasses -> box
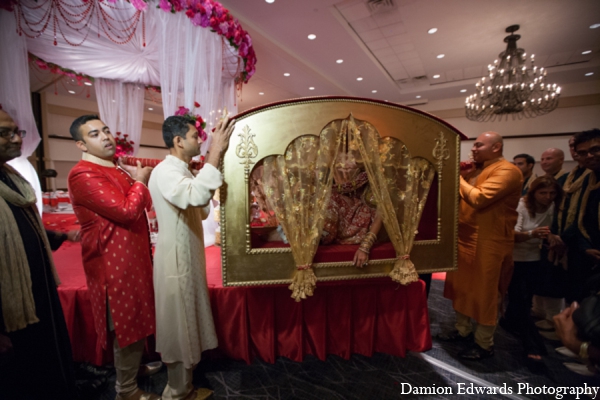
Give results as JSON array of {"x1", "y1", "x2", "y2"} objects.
[
  {"x1": 570, "y1": 129, "x2": 600, "y2": 301},
  {"x1": 0, "y1": 109, "x2": 79, "y2": 398}
]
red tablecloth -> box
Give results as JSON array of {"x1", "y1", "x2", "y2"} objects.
[{"x1": 46, "y1": 213, "x2": 432, "y2": 365}]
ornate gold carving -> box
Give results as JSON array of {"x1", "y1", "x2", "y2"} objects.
[
  {"x1": 236, "y1": 125, "x2": 258, "y2": 170},
  {"x1": 222, "y1": 97, "x2": 462, "y2": 287},
  {"x1": 432, "y1": 131, "x2": 450, "y2": 173}
]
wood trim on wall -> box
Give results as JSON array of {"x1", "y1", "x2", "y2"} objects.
[{"x1": 46, "y1": 104, "x2": 163, "y2": 131}]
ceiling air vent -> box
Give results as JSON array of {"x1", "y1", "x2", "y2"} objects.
[{"x1": 366, "y1": 0, "x2": 397, "y2": 15}]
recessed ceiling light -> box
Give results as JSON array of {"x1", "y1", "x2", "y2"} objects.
[
  {"x1": 68, "y1": 90, "x2": 75, "y2": 94},
  {"x1": 428, "y1": 28, "x2": 438, "y2": 34},
  {"x1": 590, "y1": 23, "x2": 600, "y2": 29},
  {"x1": 148, "y1": 107, "x2": 153, "y2": 111},
  {"x1": 307, "y1": 34, "x2": 316, "y2": 40},
  {"x1": 265, "y1": 0, "x2": 274, "y2": 3},
  {"x1": 309, "y1": 87, "x2": 315, "y2": 90},
  {"x1": 259, "y1": 92, "x2": 264, "y2": 95},
  {"x1": 336, "y1": 59, "x2": 344, "y2": 64},
  {"x1": 585, "y1": 72, "x2": 594, "y2": 76},
  {"x1": 433, "y1": 74, "x2": 440, "y2": 79},
  {"x1": 436, "y1": 54, "x2": 445, "y2": 59},
  {"x1": 372, "y1": 90, "x2": 377, "y2": 93},
  {"x1": 84, "y1": 82, "x2": 92, "y2": 86},
  {"x1": 357, "y1": 77, "x2": 363, "y2": 81},
  {"x1": 416, "y1": 95, "x2": 421, "y2": 99},
  {"x1": 283, "y1": 73, "x2": 290, "y2": 76},
  {"x1": 460, "y1": 89, "x2": 467, "y2": 93},
  {"x1": 582, "y1": 50, "x2": 592, "y2": 55}
]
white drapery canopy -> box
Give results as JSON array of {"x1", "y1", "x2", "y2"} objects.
[{"x1": 0, "y1": 1, "x2": 244, "y2": 234}]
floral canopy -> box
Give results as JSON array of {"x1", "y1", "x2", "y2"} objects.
[{"x1": 0, "y1": 0, "x2": 255, "y2": 216}]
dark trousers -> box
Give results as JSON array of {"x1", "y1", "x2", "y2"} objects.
[{"x1": 504, "y1": 261, "x2": 547, "y2": 356}]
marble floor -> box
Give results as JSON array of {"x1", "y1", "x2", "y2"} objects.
[{"x1": 93, "y1": 279, "x2": 600, "y2": 400}]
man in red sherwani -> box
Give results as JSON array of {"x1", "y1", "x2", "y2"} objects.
[{"x1": 68, "y1": 115, "x2": 159, "y2": 400}]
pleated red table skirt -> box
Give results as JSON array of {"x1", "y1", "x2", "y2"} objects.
[{"x1": 47, "y1": 214, "x2": 432, "y2": 365}]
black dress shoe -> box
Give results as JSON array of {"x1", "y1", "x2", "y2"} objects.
[
  {"x1": 458, "y1": 343, "x2": 494, "y2": 360},
  {"x1": 76, "y1": 362, "x2": 113, "y2": 380},
  {"x1": 436, "y1": 330, "x2": 474, "y2": 343}
]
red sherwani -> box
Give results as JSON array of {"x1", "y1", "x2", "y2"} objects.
[{"x1": 68, "y1": 154, "x2": 155, "y2": 352}]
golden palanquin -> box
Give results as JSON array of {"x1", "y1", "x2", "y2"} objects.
[{"x1": 220, "y1": 96, "x2": 465, "y2": 290}]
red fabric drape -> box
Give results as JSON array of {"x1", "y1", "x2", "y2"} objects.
[{"x1": 46, "y1": 214, "x2": 432, "y2": 365}]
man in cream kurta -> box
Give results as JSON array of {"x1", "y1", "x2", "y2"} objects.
[{"x1": 149, "y1": 114, "x2": 234, "y2": 400}]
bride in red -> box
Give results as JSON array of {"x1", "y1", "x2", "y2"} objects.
[{"x1": 320, "y1": 152, "x2": 383, "y2": 268}]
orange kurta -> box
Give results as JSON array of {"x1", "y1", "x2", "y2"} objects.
[{"x1": 444, "y1": 158, "x2": 522, "y2": 326}]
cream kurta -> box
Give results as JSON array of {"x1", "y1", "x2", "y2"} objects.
[{"x1": 148, "y1": 155, "x2": 221, "y2": 368}]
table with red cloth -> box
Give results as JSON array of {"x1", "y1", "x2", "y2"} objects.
[{"x1": 45, "y1": 213, "x2": 432, "y2": 365}]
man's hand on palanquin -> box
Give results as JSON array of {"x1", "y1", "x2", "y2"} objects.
[{"x1": 206, "y1": 117, "x2": 235, "y2": 167}]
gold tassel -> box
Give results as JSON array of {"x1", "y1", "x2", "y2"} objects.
[
  {"x1": 288, "y1": 266, "x2": 317, "y2": 302},
  {"x1": 389, "y1": 257, "x2": 419, "y2": 286}
]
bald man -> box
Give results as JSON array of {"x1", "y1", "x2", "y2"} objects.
[
  {"x1": 441, "y1": 132, "x2": 522, "y2": 360},
  {"x1": 541, "y1": 148, "x2": 569, "y2": 187}
]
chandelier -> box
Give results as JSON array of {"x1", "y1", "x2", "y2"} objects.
[{"x1": 465, "y1": 25, "x2": 561, "y2": 122}]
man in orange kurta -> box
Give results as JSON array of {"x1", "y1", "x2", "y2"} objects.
[
  {"x1": 67, "y1": 115, "x2": 159, "y2": 400},
  {"x1": 442, "y1": 131, "x2": 522, "y2": 360}
]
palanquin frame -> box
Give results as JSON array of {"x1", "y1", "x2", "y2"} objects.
[{"x1": 220, "y1": 96, "x2": 466, "y2": 287}]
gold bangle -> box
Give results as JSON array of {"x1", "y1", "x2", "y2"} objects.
[{"x1": 580, "y1": 341, "x2": 590, "y2": 360}]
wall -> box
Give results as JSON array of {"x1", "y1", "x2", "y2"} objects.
[{"x1": 412, "y1": 82, "x2": 600, "y2": 175}]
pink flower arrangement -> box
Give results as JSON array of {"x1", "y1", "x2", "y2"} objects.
[
  {"x1": 114, "y1": 132, "x2": 135, "y2": 158},
  {"x1": 174, "y1": 102, "x2": 208, "y2": 141}
]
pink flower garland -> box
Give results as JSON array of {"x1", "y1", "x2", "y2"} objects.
[{"x1": 29, "y1": 54, "x2": 93, "y2": 86}]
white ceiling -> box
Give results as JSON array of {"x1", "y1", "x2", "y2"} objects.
[{"x1": 29, "y1": 0, "x2": 600, "y2": 114}]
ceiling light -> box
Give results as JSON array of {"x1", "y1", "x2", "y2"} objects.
[
  {"x1": 585, "y1": 72, "x2": 594, "y2": 76},
  {"x1": 590, "y1": 23, "x2": 600, "y2": 29},
  {"x1": 460, "y1": 89, "x2": 467, "y2": 93},
  {"x1": 372, "y1": 90, "x2": 377, "y2": 93},
  {"x1": 336, "y1": 59, "x2": 344, "y2": 64},
  {"x1": 582, "y1": 50, "x2": 592, "y2": 55},
  {"x1": 432, "y1": 74, "x2": 440, "y2": 79},
  {"x1": 259, "y1": 92, "x2": 264, "y2": 95},
  {"x1": 68, "y1": 90, "x2": 75, "y2": 94},
  {"x1": 84, "y1": 82, "x2": 92, "y2": 86},
  {"x1": 265, "y1": 0, "x2": 275, "y2": 3},
  {"x1": 428, "y1": 28, "x2": 438, "y2": 34},
  {"x1": 148, "y1": 108, "x2": 153, "y2": 111},
  {"x1": 466, "y1": 24, "x2": 561, "y2": 122},
  {"x1": 416, "y1": 95, "x2": 421, "y2": 99},
  {"x1": 307, "y1": 34, "x2": 316, "y2": 40},
  {"x1": 283, "y1": 73, "x2": 290, "y2": 76},
  {"x1": 356, "y1": 77, "x2": 363, "y2": 81},
  {"x1": 309, "y1": 87, "x2": 315, "y2": 90},
  {"x1": 436, "y1": 54, "x2": 445, "y2": 59}
]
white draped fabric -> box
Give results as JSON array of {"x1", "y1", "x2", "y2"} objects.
[
  {"x1": 23, "y1": 2, "x2": 160, "y2": 85},
  {"x1": 95, "y1": 79, "x2": 145, "y2": 155},
  {"x1": 157, "y1": 10, "x2": 234, "y2": 122},
  {"x1": 0, "y1": 10, "x2": 43, "y2": 215}
]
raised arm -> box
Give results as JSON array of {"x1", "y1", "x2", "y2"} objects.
[{"x1": 460, "y1": 166, "x2": 521, "y2": 210}]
